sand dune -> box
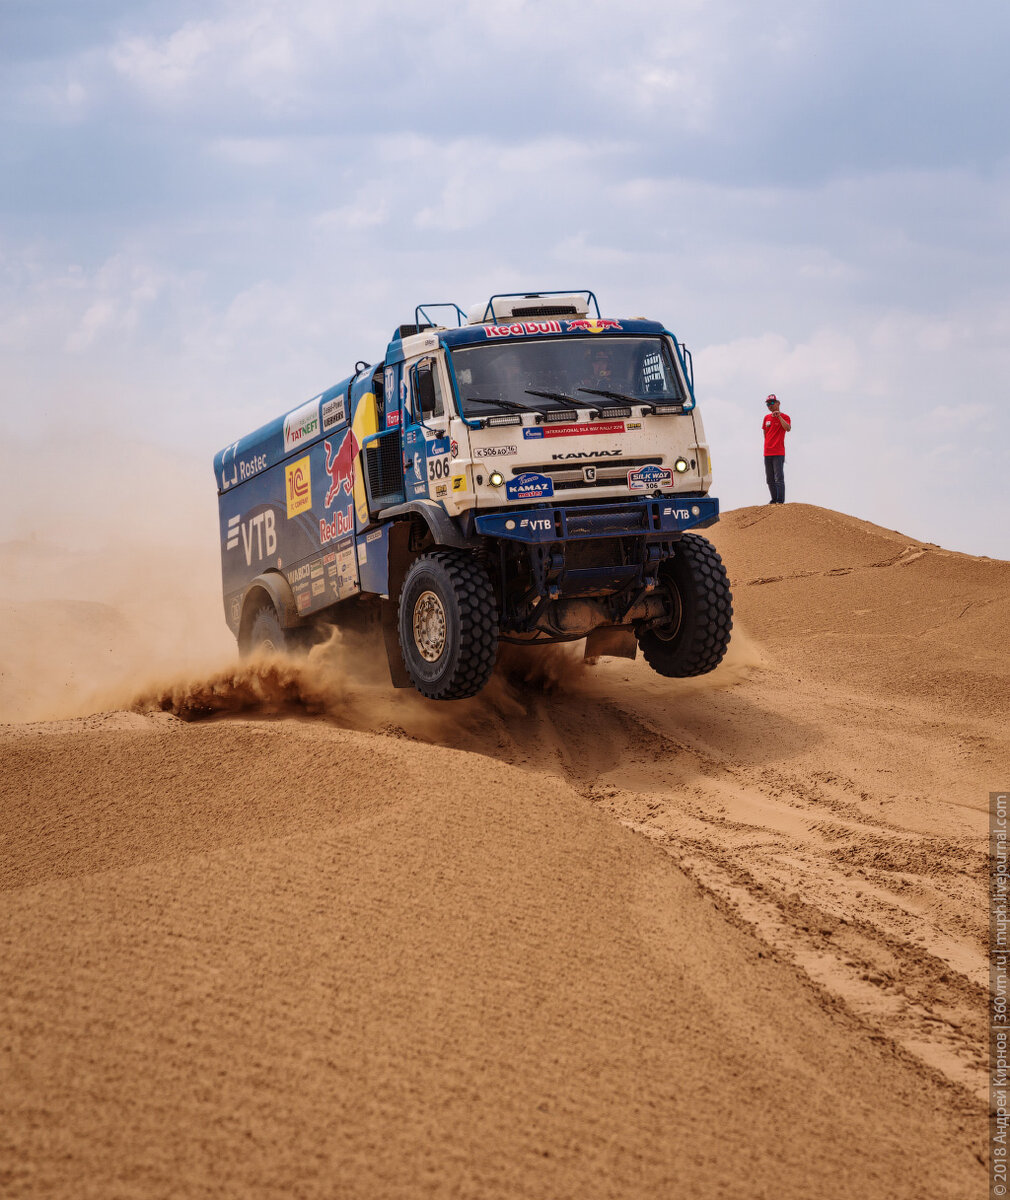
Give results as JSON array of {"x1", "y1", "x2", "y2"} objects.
[{"x1": 1, "y1": 503, "x2": 1002, "y2": 1197}]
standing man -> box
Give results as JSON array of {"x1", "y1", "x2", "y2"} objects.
[{"x1": 762, "y1": 393, "x2": 791, "y2": 504}]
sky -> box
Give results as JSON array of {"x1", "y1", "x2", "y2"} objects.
[{"x1": 2, "y1": 0, "x2": 1009, "y2": 557}]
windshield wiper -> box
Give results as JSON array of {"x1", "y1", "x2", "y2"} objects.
[
  {"x1": 524, "y1": 388, "x2": 582, "y2": 408},
  {"x1": 577, "y1": 386, "x2": 641, "y2": 405},
  {"x1": 465, "y1": 396, "x2": 536, "y2": 414}
]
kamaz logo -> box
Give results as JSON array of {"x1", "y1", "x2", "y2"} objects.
[{"x1": 550, "y1": 451, "x2": 621, "y2": 459}]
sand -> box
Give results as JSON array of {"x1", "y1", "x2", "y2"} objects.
[{"x1": 1, "y1": 502, "x2": 1003, "y2": 1198}]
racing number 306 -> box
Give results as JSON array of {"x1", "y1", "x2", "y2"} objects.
[{"x1": 428, "y1": 456, "x2": 451, "y2": 482}]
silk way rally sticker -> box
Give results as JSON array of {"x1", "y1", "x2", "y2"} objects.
[
  {"x1": 506, "y1": 472, "x2": 554, "y2": 501},
  {"x1": 628, "y1": 463, "x2": 674, "y2": 491}
]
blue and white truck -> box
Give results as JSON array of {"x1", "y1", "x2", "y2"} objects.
[{"x1": 214, "y1": 290, "x2": 733, "y2": 699}]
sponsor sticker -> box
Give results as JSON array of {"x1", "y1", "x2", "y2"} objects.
[
  {"x1": 288, "y1": 563, "x2": 312, "y2": 584},
  {"x1": 283, "y1": 399, "x2": 320, "y2": 454},
  {"x1": 450, "y1": 439, "x2": 459, "y2": 458},
  {"x1": 627, "y1": 421, "x2": 643, "y2": 430},
  {"x1": 357, "y1": 542, "x2": 368, "y2": 564},
  {"x1": 523, "y1": 421, "x2": 625, "y2": 440},
  {"x1": 506, "y1": 472, "x2": 555, "y2": 501},
  {"x1": 285, "y1": 455, "x2": 312, "y2": 518},
  {"x1": 565, "y1": 318, "x2": 621, "y2": 333},
  {"x1": 428, "y1": 438, "x2": 450, "y2": 457},
  {"x1": 321, "y1": 396, "x2": 346, "y2": 432},
  {"x1": 628, "y1": 463, "x2": 674, "y2": 491},
  {"x1": 366, "y1": 528, "x2": 382, "y2": 543},
  {"x1": 296, "y1": 589, "x2": 311, "y2": 612},
  {"x1": 483, "y1": 320, "x2": 562, "y2": 339},
  {"x1": 473, "y1": 444, "x2": 517, "y2": 457},
  {"x1": 386, "y1": 409, "x2": 401, "y2": 428},
  {"x1": 451, "y1": 474, "x2": 466, "y2": 492},
  {"x1": 237, "y1": 453, "x2": 267, "y2": 482},
  {"x1": 434, "y1": 483, "x2": 448, "y2": 498},
  {"x1": 311, "y1": 578, "x2": 326, "y2": 597}
]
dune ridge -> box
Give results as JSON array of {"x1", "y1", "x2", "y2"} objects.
[{"x1": 1, "y1": 503, "x2": 1002, "y2": 1197}]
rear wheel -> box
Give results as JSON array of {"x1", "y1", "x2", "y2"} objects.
[
  {"x1": 397, "y1": 551, "x2": 498, "y2": 699},
  {"x1": 245, "y1": 603, "x2": 289, "y2": 655},
  {"x1": 638, "y1": 534, "x2": 733, "y2": 677}
]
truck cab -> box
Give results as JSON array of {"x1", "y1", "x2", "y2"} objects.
[{"x1": 214, "y1": 290, "x2": 733, "y2": 698}]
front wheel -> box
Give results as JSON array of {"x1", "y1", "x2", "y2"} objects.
[
  {"x1": 397, "y1": 551, "x2": 498, "y2": 699},
  {"x1": 638, "y1": 534, "x2": 733, "y2": 677}
]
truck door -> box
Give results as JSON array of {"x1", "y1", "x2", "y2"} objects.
[{"x1": 403, "y1": 356, "x2": 453, "y2": 502}]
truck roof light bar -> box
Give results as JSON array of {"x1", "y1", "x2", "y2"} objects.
[
  {"x1": 541, "y1": 408, "x2": 580, "y2": 423},
  {"x1": 649, "y1": 403, "x2": 685, "y2": 415},
  {"x1": 484, "y1": 414, "x2": 523, "y2": 427},
  {"x1": 477, "y1": 290, "x2": 601, "y2": 324},
  {"x1": 597, "y1": 406, "x2": 632, "y2": 419}
]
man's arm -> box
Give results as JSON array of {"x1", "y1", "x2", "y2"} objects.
[{"x1": 776, "y1": 413, "x2": 791, "y2": 430}]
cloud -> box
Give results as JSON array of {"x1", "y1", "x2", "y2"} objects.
[{"x1": 1, "y1": 0, "x2": 1008, "y2": 557}]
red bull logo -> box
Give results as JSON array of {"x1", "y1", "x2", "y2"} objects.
[
  {"x1": 323, "y1": 429, "x2": 359, "y2": 509},
  {"x1": 566, "y1": 318, "x2": 622, "y2": 334},
  {"x1": 483, "y1": 320, "x2": 562, "y2": 338}
]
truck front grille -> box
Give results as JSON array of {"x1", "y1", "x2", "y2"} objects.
[{"x1": 514, "y1": 457, "x2": 660, "y2": 490}]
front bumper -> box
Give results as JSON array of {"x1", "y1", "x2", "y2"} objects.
[{"x1": 474, "y1": 495, "x2": 719, "y2": 544}]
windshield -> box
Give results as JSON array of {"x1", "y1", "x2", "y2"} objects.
[{"x1": 449, "y1": 336, "x2": 684, "y2": 418}]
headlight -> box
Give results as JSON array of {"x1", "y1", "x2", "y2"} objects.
[
  {"x1": 489, "y1": 470, "x2": 504, "y2": 487},
  {"x1": 674, "y1": 457, "x2": 689, "y2": 473}
]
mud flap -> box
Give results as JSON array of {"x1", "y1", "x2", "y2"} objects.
[
  {"x1": 584, "y1": 627, "x2": 638, "y2": 663},
  {"x1": 381, "y1": 597, "x2": 412, "y2": 688}
]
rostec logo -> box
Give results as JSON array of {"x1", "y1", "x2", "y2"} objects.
[
  {"x1": 565, "y1": 318, "x2": 622, "y2": 334},
  {"x1": 323, "y1": 429, "x2": 359, "y2": 508},
  {"x1": 283, "y1": 399, "x2": 320, "y2": 454},
  {"x1": 233, "y1": 510, "x2": 277, "y2": 566},
  {"x1": 285, "y1": 456, "x2": 312, "y2": 519}
]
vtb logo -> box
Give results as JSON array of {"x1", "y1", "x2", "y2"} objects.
[{"x1": 285, "y1": 456, "x2": 311, "y2": 519}]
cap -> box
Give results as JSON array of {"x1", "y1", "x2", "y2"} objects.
[{"x1": 765, "y1": 394, "x2": 777, "y2": 404}]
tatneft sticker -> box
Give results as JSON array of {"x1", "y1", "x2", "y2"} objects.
[
  {"x1": 283, "y1": 399, "x2": 320, "y2": 453},
  {"x1": 523, "y1": 421, "x2": 625, "y2": 440},
  {"x1": 505, "y1": 472, "x2": 554, "y2": 501}
]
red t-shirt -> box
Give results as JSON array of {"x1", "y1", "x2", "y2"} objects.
[{"x1": 763, "y1": 411, "x2": 791, "y2": 456}]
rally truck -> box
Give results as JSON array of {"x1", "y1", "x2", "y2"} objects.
[{"x1": 214, "y1": 290, "x2": 733, "y2": 699}]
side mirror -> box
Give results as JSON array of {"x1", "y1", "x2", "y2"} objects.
[{"x1": 417, "y1": 367, "x2": 437, "y2": 416}]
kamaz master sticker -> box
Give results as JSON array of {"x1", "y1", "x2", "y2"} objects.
[{"x1": 506, "y1": 472, "x2": 554, "y2": 501}]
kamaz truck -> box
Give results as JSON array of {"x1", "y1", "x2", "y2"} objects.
[{"x1": 214, "y1": 290, "x2": 733, "y2": 699}]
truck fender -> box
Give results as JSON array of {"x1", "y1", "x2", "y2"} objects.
[
  {"x1": 377, "y1": 499, "x2": 468, "y2": 550},
  {"x1": 239, "y1": 570, "x2": 301, "y2": 649}
]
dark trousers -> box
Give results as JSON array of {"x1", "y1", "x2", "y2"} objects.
[{"x1": 764, "y1": 455, "x2": 785, "y2": 503}]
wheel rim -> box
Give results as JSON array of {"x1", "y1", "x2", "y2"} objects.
[
  {"x1": 652, "y1": 581, "x2": 683, "y2": 642},
  {"x1": 412, "y1": 590, "x2": 447, "y2": 661}
]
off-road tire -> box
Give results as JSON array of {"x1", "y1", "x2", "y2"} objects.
[
  {"x1": 397, "y1": 551, "x2": 498, "y2": 699},
  {"x1": 638, "y1": 533, "x2": 733, "y2": 677},
  {"x1": 244, "y1": 603, "x2": 290, "y2": 656}
]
